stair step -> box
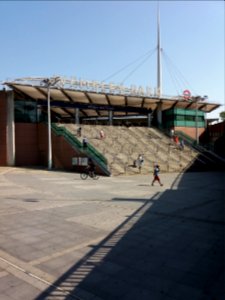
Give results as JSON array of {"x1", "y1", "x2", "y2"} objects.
[{"x1": 59, "y1": 124, "x2": 221, "y2": 175}]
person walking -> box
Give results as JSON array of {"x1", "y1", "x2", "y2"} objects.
[
  {"x1": 137, "y1": 154, "x2": 144, "y2": 172},
  {"x1": 170, "y1": 127, "x2": 174, "y2": 142},
  {"x1": 179, "y1": 138, "x2": 184, "y2": 150},
  {"x1": 151, "y1": 164, "x2": 163, "y2": 186},
  {"x1": 82, "y1": 136, "x2": 88, "y2": 149},
  {"x1": 77, "y1": 127, "x2": 82, "y2": 137},
  {"x1": 99, "y1": 129, "x2": 105, "y2": 140}
]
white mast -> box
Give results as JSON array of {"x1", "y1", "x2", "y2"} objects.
[{"x1": 157, "y1": 5, "x2": 162, "y2": 98}]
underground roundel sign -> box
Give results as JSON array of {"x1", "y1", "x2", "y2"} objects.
[{"x1": 183, "y1": 89, "x2": 191, "y2": 100}]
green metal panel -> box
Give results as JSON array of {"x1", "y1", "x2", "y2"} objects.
[
  {"x1": 163, "y1": 108, "x2": 205, "y2": 128},
  {"x1": 165, "y1": 108, "x2": 204, "y2": 116},
  {"x1": 173, "y1": 108, "x2": 204, "y2": 116},
  {"x1": 185, "y1": 110, "x2": 204, "y2": 116},
  {"x1": 174, "y1": 120, "x2": 205, "y2": 127}
]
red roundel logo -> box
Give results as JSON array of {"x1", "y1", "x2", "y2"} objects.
[{"x1": 183, "y1": 89, "x2": 191, "y2": 100}]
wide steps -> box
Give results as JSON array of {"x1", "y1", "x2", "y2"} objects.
[{"x1": 59, "y1": 124, "x2": 210, "y2": 176}]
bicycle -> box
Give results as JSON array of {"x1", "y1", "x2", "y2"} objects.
[{"x1": 80, "y1": 167, "x2": 100, "y2": 180}]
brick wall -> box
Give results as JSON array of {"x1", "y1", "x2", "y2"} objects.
[
  {"x1": 0, "y1": 91, "x2": 7, "y2": 165},
  {"x1": 208, "y1": 121, "x2": 225, "y2": 142},
  {"x1": 37, "y1": 123, "x2": 48, "y2": 166},
  {"x1": 13, "y1": 122, "x2": 86, "y2": 170},
  {"x1": 15, "y1": 123, "x2": 40, "y2": 166},
  {"x1": 52, "y1": 133, "x2": 79, "y2": 169},
  {"x1": 174, "y1": 126, "x2": 205, "y2": 140},
  {"x1": 38, "y1": 123, "x2": 82, "y2": 171}
]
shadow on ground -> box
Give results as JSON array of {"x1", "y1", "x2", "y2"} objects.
[{"x1": 35, "y1": 172, "x2": 225, "y2": 300}]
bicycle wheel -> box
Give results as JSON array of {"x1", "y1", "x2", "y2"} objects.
[
  {"x1": 80, "y1": 173, "x2": 88, "y2": 180},
  {"x1": 92, "y1": 173, "x2": 100, "y2": 180}
]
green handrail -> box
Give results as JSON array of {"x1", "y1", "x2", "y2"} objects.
[
  {"x1": 51, "y1": 123, "x2": 110, "y2": 175},
  {"x1": 52, "y1": 124, "x2": 83, "y2": 148}
]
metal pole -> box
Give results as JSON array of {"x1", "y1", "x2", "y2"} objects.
[
  {"x1": 147, "y1": 112, "x2": 152, "y2": 127},
  {"x1": 195, "y1": 100, "x2": 199, "y2": 145},
  {"x1": 42, "y1": 76, "x2": 60, "y2": 170},
  {"x1": 157, "y1": 5, "x2": 162, "y2": 98},
  {"x1": 75, "y1": 108, "x2": 80, "y2": 125},
  {"x1": 47, "y1": 85, "x2": 52, "y2": 169},
  {"x1": 109, "y1": 110, "x2": 113, "y2": 125}
]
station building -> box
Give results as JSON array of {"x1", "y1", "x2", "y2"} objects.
[{"x1": 0, "y1": 77, "x2": 221, "y2": 168}]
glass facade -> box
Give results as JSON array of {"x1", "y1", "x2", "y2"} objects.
[
  {"x1": 163, "y1": 108, "x2": 205, "y2": 129},
  {"x1": 14, "y1": 99, "x2": 44, "y2": 123}
]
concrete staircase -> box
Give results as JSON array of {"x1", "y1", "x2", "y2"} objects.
[{"x1": 60, "y1": 124, "x2": 201, "y2": 176}]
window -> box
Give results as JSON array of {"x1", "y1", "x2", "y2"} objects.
[
  {"x1": 176, "y1": 115, "x2": 185, "y2": 121},
  {"x1": 15, "y1": 100, "x2": 37, "y2": 123}
]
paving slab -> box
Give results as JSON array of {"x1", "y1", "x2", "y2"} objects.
[{"x1": 0, "y1": 167, "x2": 224, "y2": 300}]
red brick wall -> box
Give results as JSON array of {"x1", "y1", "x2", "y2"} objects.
[
  {"x1": 37, "y1": 123, "x2": 106, "y2": 174},
  {"x1": 53, "y1": 132, "x2": 107, "y2": 174},
  {"x1": 38, "y1": 123, "x2": 82, "y2": 170},
  {"x1": 174, "y1": 126, "x2": 205, "y2": 140},
  {"x1": 15, "y1": 123, "x2": 40, "y2": 166},
  {"x1": 0, "y1": 91, "x2": 7, "y2": 165},
  {"x1": 208, "y1": 121, "x2": 225, "y2": 142},
  {"x1": 52, "y1": 134, "x2": 79, "y2": 169},
  {"x1": 15, "y1": 123, "x2": 79, "y2": 168},
  {"x1": 37, "y1": 123, "x2": 48, "y2": 166}
]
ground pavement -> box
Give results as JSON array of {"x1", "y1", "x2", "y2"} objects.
[{"x1": 0, "y1": 167, "x2": 224, "y2": 300}]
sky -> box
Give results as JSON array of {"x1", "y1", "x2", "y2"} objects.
[{"x1": 0, "y1": 0, "x2": 224, "y2": 119}]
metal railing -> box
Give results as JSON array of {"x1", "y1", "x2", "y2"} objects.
[{"x1": 51, "y1": 123, "x2": 110, "y2": 176}]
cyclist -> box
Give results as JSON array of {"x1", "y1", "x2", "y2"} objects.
[{"x1": 88, "y1": 159, "x2": 95, "y2": 177}]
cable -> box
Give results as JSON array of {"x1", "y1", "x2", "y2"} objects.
[
  {"x1": 162, "y1": 50, "x2": 199, "y2": 95},
  {"x1": 101, "y1": 47, "x2": 156, "y2": 83},
  {"x1": 163, "y1": 51, "x2": 190, "y2": 87},
  {"x1": 162, "y1": 51, "x2": 182, "y2": 95},
  {"x1": 120, "y1": 48, "x2": 156, "y2": 84}
]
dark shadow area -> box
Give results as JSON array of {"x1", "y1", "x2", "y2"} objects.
[
  {"x1": 185, "y1": 149, "x2": 225, "y2": 172},
  {"x1": 214, "y1": 135, "x2": 225, "y2": 159},
  {"x1": 35, "y1": 172, "x2": 224, "y2": 300}
]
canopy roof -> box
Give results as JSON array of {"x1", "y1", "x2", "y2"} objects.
[{"x1": 4, "y1": 78, "x2": 220, "y2": 119}]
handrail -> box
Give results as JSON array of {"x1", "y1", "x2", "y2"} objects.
[
  {"x1": 52, "y1": 124, "x2": 83, "y2": 148},
  {"x1": 51, "y1": 123, "x2": 110, "y2": 175},
  {"x1": 174, "y1": 130, "x2": 210, "y2": 152},
  {"x1": 172, "y1": 129, "x2": 225, "y2": 164},
  {"x1": 174, "y1": 130, "x2": 196, "y2": 145}
]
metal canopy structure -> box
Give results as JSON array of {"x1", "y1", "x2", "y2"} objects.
[{"x1": 4, "y1": 79, "x2": 220, "y2": 120}]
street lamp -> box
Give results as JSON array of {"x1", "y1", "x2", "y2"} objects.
[{"x1": 42, "y1": 77, "x2": 61, "y2": 169}]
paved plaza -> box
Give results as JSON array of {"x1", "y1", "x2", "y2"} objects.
[{"x1": 0, "y1": 167, "x2": 224, "y2": 300}]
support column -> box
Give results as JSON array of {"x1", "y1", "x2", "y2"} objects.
[
  {"x1": 7, "y1": 91, "x2": 15, "y2": 166},
  {"x1": 147, "y1": 112, "x2": 152, "y2": 127},
  {"x1": 108, "y1": 110, "x2": 113, "y2": 126},
  {"x1": 75, "y1": 108, "x2": 80, "y2": 125},
  {"x1": 157, "y1": 102, "x2": 162, "y2": 127}
]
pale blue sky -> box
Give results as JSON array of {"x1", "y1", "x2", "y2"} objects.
[{"x1": 0, "y1": 1, "x2": 224, "y2": 119}]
